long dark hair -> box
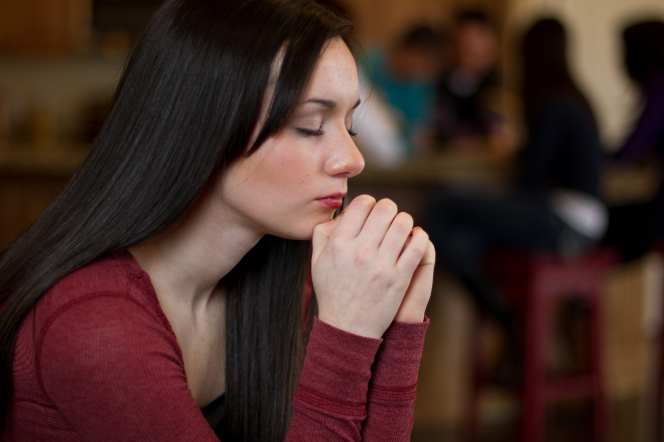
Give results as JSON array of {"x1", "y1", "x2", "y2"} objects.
[
  {"x1": 0, "y1": 1, "x2": 353, "y2": 440},
  {"x1": 623, "y1": 20, "x2": 664, "y2": 89},
  {"x1": 521, "y1": 18, "x2": 596, "y2": 126}
]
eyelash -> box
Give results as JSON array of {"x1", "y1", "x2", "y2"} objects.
[
  {"x1": 296, "y1": 128, "x2": 325, "y2": 137},
  {"x1": 296, "y1": 127, "x2": 358, "y2": 137}
]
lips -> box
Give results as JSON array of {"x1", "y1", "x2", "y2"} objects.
[{"x1": 316, "y1": 192, "x2": 345, "y2": 209}]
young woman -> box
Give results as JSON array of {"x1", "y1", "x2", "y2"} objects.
[{"x1": 0, "y1": 1, "x2": 435, "y2": 441}]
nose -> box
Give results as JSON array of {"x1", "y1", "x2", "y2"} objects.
[{"x1": 324, "y1": 130, "x2": 365, "y2": 178}]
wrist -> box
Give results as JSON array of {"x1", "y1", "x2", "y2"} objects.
[
  {"x1": 317, "y1": 313, "x2": 386, "y2": 339},
  {"x1": 394, "y1": 308, "x2": 425, "y2": 323}
]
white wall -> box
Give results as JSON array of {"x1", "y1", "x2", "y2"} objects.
[{"x1": 506, "y1": 0, "x2": 664, "y2": 149}]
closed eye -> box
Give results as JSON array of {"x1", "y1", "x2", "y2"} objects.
[
  {"x1": 298, "y1": 127, "x2": 356, "y2": 137},
  {"x1": 296, "y1": 128, "x2": 325, "y2": 137}
]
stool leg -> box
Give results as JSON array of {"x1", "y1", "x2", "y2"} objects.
[
  {"x1": 522, "y1": 287, "x2": 548, "y2": 442},
  {"x1": 466, "y1": 315, "x2": 487, "y2": 441},
  {"x1": 655, "y1": 329, "x2": 664, "y2": 441},
  {"x1": 589, "y1": 288, "x2": 608, "y2": 441}
]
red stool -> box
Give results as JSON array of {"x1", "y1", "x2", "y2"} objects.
[
  {"x1": 650, "y1": 246, "x2": 664, "y2": 442},
  {"x1": 466, "y1": 249, "x2": 616, "y2": 442},
  {"x1": 655, "y1": 315, "x2": 664, "y2": 442}
]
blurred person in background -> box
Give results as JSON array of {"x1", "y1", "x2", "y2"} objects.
[
  {"x1": 433, "y1": 10, "x2": 512, "y2": 151},
  {"x1": 314, "y1": 0, "x2": 351, "y2": 21},
  {"x1": 425, "y1": 18, "x2": 606, "y2": 380},
  {"x1": 603, "y1": 20, "x2": 664, "y2": 261},
  {"x1": 355, "y1": 25, "x2": 445, "y2": 168}
]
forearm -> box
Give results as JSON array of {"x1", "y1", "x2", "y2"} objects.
[
  {"x1": 360, "y1": 319, "x2": 429, "y2": 441},
  {"x1": 286, "y1": 317, "x2": 381, "y2": 442}
]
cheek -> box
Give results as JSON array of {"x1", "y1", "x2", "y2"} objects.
[{"x1": 260, "y1": 143, "x2": 317, "y2": 192}]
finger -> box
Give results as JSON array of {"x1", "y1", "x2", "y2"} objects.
[
  {"x1": 419, "y1": 238, "x2": 436, "y2": 267},
  {"x1": 401, "y1": 235, "x2": 412, "y2": 257},
  {"x1": 395, "y1": 262, "x2": 433, "y2": 323},
  {"x1": 395, "y1": 238, "x2": 436, "y2": 323},
  {"x1": 311, "y1": 217, "x2": 341, "y2": 267},
  {"x1": 332, "y1": 194, "x2": 376, "y2": 239},
  {"x1": 356, "y1": 199, "x2": 399, "y2": 248},
  {"x1": 396, "y1": 227, "x2": 430, "y2": 273},
  {"x1": 376, "y1": 211, "x2": 414, "y2": 262}
]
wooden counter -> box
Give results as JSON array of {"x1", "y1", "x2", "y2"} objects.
[
  {"x1": 0, "y1": 145, "x2": 657, "y2": 245},
  {"x1": 349, "y1": 151, "x2": 515, "y2": 225},
  {"x1": 0, "y1": 144, "x2": 88, "y2": 176},
  {"x1": 353, "y1": 150, "x2": 514, "y2": 186},
  {"x1": 350, "y1": 150, "x2": 659, "y2": 224}
]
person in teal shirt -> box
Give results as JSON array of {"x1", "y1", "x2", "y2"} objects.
[{"x1": 356, "y1": 26, "x2": 444, "y2": 165}]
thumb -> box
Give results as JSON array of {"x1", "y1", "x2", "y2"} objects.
[{"x1": 311, "y1": 216, "x2": 342, "y2": 267}]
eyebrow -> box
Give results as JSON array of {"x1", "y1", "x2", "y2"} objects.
[{"x1": 302, "y1": 98, "x2": 362, "y2": 110}]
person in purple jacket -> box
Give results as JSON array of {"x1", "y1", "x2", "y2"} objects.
[{"x1": 603, "y1": 21, "x2": 664, "y2": 261}]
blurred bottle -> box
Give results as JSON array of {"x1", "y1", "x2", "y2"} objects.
[
  {"x1": 0, "y1": 88, "x2": 8, "y2": 146},
  {"x1": 79, "y1": 96, "x2": 112, "y2": 144}
]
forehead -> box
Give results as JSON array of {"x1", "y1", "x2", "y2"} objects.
[{"x1": 301, "y1": 37, "x2": 359, "y2": 101}]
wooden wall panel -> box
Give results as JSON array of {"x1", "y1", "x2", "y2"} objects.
[
  {"x1": 0, "y1": 175, "x2": 68, "y2": 245},
  {"x1": 0, "y1": 0, "x2": 90, "y2": 55}
]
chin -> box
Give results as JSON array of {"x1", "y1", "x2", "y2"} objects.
[
  {"x1": 264, "y1": 210, "x2": 335, "y2": 241},
  {"x1": 290, "y1": 224, "x2": 321, "y2": 241},
  {"x1": 282, "y1": 217, "x2": 334, "y2": 241}
]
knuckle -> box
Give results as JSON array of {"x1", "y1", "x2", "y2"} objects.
[
  {"x1": 355, "y1": 243, "x2": 372, "y2": 260},
  {"x1": 372, "y1": 200, "x2": 398, "y2": 220},
  {"x1": 378, "y1": 198, "x2": 398, "y2": 210},
  {"x1": 412, "y1": 241, "x2": 426, "y2": 256},
  {"x1": 354, "y1": 194, "x2": 376, "y2": 207},
  {"x1": 417, "y1": 236, "x2": 430, "y2": 252},
  {"x1": 329, "y1": 238, "x2": 345, "y2": 254},
  {"x1": 313, "y1": 223, "x2": 325, "y2": 234},
  {"x1": 406, "y1": 239, "x2": 427, "y2": 259},
  {"x1": 392, "y1": 213, "x2": 414, "y2": 233},
  {"x1": 372, "y1": 261, "x2": 386, "y2": 277},
  {"x1": 414, "y1": 227, "x2": 429, "y2": 242},
  {"x1": 397, "y1": 212, "x2": 414, "y2": 228},
  {"x1": 376, "y1": 198, "x2": 398, "y2": 214}
]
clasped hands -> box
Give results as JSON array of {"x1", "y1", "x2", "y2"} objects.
[{"x1": 312, "y1": 195, "x2": 435, "y2": 339}]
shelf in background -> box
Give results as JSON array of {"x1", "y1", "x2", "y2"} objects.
[{"x1": 0, "y1": 144, "x2": 89, "y2": 177}]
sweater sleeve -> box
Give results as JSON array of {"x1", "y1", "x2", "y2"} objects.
[
  {"x1": 360, "y1": 318, "x2": 429, "y2": 441},
  {"x1": 40, "y1": 298, "x2": 414, "y2": 442},
  {"x1": 38, "y1": 294, "x2": 219, "y2": 442},
  {"x1": 287, "y1": 317, "x2": 382, "y2": 441}
]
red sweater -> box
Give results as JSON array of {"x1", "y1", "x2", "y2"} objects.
[{"x1": 5, "y1": 252, "x2": 428, "y2": 441}]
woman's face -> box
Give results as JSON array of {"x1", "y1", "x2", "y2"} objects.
[
  {"x1": 455, "y1": 22, "x2": 497, "y2": 74},
  {"x1": 219, "y1": 37, "x2": 365, "y2": 240}
]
